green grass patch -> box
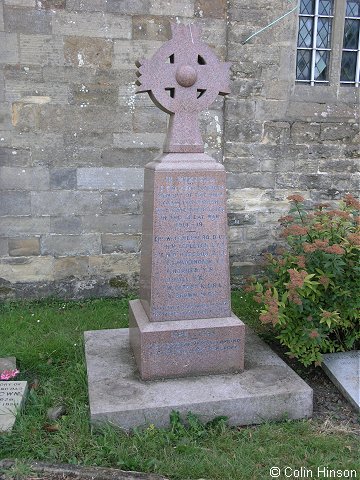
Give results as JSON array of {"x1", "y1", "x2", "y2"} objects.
[{"x1": 0, "y1": 295, "x2": 359, "y2": 480}]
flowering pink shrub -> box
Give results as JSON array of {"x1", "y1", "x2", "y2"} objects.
[
  {"x1": 247, "y1": 194, "x2": 360, "y2": 366},
  {"x1": 0, "y1": 369, "x2": 20, "y2": 380}
]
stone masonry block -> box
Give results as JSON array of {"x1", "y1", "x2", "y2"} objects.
[
  {"x1": 149, "y1": 0, "x2": 194, "y2": 16},
  {"x1": 64, "y1": 132, "x2": 113, "y2": 149},
  {"x1": 8, "y1": 237, "x2": 40, "y2": 256},
  {"x1": 101, "y1": 233, "x2": 140, "y2": 253},
  {"x1": 320, "y1": 123, "x2": 359, "y2": 142},
  {"x1": 41, "y1": 234, "x2": 101, "y2": 257},
  {"x1": 262, "y1": 121, "x2": 290, "y2": 145},
  {"x1": 319, "y1": 159, "x2": 359, "y2": 174},
  {"x1": 53, "y1": 256, "x2": 89, "y2": 280},
  {"x1": 4, "y1": 0, "x2": 35, "y2": 5},
  {"x1": 4, "y1": 65, "x2": 43, "y2": 82},
  {"x1": 0, "y1": 256, "x2": 54, "y2": 282},
  {"x1": 19, "y1": 34, "x2": 64, "y2": 66},
  {"x1": 0, "y1": 192, "x2": 30, "y2": 216},
  {"x1": 101, "y1": 191, "x2": 143, "y2": 214},
  {"x1": 50, "y1": 168, "x2": 77, "y2": 189},
  {"x1": 105, "y1": 0, "x2": 151, "y2": 14},
  {"x1": 50, "y1": 216, "x2": 82, "y2": 234},
  {"x1": 227, "y1": 212, "x2": 256, "y2": 226},
  {"x1": 0, "y1": 217, "x2": 50, "y2": 236},
  {"x1": 133, "y1": 107, "x2": 167, "y2": 133},
  {"x1": 52, "y1": 12, "x2": 131, "y2": 38},
  {"x1": 36, "y1": 0, "x2": 66, "y2": 8},
  {"x1": 4, "y1": 6, "x2": 52, "y2": 34},
  {"x1": 81, "y1": 214, "x2": 141, "y2": 234},
  {"x1": 0, "y1": 3, "x2": 4, "y2": 31},
  {"x1": 69, "y1": 83, "x2": 118, "y2": 107},
  {"x1": 0, "y1": 33, "x2": 18, "y2": 64},
  {"x1": 113, "y1": 40, "x2": 163, "y2": 70},
  {"x1": 0, "y1": 167, "x2": 49, "y2": 190},
  {"x1": 87, "y1": 253, "x2": 139, "y2": 276},
  {"x1": 0, "y1": 147, "x2": 31, "y2": 167},
  {"x1": 195, "y1": 0, "x2": 226, "y2": 18},
  {"x1": 6, "y1": 80, "x2": 68, "y2": 105},
  {"x1": 66, "y1": 0, "x2": 106, "y2": 11},
  {"x1": 291, "y1": 122, "x2": 321, "y2": 143},
  {"x1": 38, "y1": 105, "x2": 132, "y2": 133},
  {"x1": 31, "y1": 191, "x2": 101, "y2": 216},
  {"x1": 132, "y1": 16, "x2": 171, "y2": 41},
  {"x1": 0, "y1": 238, "x2": 8, "y2": 255},
  {"x1": 77, "y1": 168, "x2": 144, "y2": 190},
  {"x1": 64, "y1": 37, "x2": 113, "y2": 69},
  {"x1": 100, "y1": 147, "x2": 160, "y2": 168},
  {"x1": 113, "y1": 133, "x2": 165, "y2": 149}
]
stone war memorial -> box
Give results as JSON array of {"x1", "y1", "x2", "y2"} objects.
[{"x1": 84, "y1": 24, "x2": 313, "y2": 430}]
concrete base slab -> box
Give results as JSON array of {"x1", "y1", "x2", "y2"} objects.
[
  {"x1": 322, "y1": 351, "x2": 359, "y2": 412},
  {"x1": 84, "y1": 328, "x2": 313, "y2": 430}
]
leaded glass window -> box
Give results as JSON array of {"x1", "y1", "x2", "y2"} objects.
[
  {"x1": 296, "y1": 0, "x2": 334, "y2": 84},
  {"x1": 340, "y1": 0, "x2": 360, "y2": 86}
]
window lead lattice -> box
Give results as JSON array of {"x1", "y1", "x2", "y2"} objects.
[
  {"x1": 296, "y1": 0, "x2": 334, "y2": 85},
  {"x1": 340, "y1": 0, "x2": 360, "y2": 86}
]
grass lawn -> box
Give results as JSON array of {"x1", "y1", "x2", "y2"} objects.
[{"x1": 0, "y1": 293, "x2": 359, "y2": 480}]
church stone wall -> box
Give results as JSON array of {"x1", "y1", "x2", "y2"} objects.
[{"x1": 0, "y1": 0, "x2": 358, "y2": 298}]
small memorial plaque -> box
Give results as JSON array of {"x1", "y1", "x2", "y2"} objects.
[{"x1": 0, "y1": 381, "x2": 28, "y2": 432}]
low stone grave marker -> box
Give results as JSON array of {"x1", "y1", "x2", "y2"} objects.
[
  {"x1": 322, "y1": 351, "x2": 360, "y2": 412},
  {"x1": 0, "y1": 357, "x2": 28, "y2": 433}
]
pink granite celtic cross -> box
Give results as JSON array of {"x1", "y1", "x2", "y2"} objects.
[{"x1": 136, "y1": 23, "x2": 231, "y2": 153}]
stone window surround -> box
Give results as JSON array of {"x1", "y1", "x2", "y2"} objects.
[{"x1": 293, "y1": 0, "x2": 360, "y2": 100}]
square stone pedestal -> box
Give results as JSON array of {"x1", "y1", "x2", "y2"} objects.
[
  {"x1": 129, "y1": 299, "x2": 245, "y2": 380},
  {"x1": 84, "y1": 328, "x2": 313, "y2": 430}
]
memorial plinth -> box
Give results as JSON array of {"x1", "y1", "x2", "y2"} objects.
[
  {"x1": 85, "y1": 23, "x2": 313, "y2": 428},
  {"x1": 128, "y1": 24, "x2": 245, "y2": 380}
]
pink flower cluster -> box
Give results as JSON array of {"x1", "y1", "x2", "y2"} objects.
[{"x1": 0, "y1": 369, "x2": 19, "y2": 380}]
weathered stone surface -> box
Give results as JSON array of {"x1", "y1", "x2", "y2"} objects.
[
  {"x1": 0, "y1": 33, "x2": 18, "y2": 64},
  {"x1": 0, "y1": 217, "x2": 50, "y2": 236},
  {"x1": 132, "y1": 16, "x2": 171, "y2": 41},
  {"x1": 0, "y1": 147, "x2": 31, "y2": 167},
  {"x1": 85, "y1": 328, "x2": 313, "y2": 429},
  {"x1": 81, "y1": 214, "x2": 141, "y2": 234},
  {"x1": 8, "y1": 237, "x2": 40, "y2": 256},
  {"x1": 101, "y1": 233, "x2": 140, "y2": 254},
  {"x1": 66, "y1": 0, "x2": 106, "y2": 11},
  {"x1": 0, "y1": 381, "x2": 28, "y2": 432},
  {"x1": 322, "y1": 351, "x2": 360, "y2": 412},
  {"x1": 4, "y1": 6, "x2": 52, "y2": 34},
  {"x1": 64, "y1": 36, "x2": 113, "y2": 69},
  {"x1": 50, "y1": 168, "x2": 77, "y2": 190},
  {"x1": 195, "y1": 0, "x2": 226, "y2": 18},
  {"x1": 54, "y1": 256, "x2": 89, "y2": 280},
  {"x1": 0, "y1": 167, "x2": 49, "y2": 190},
  {"x1": 36, "y1": 0, "x2": 66, "y2": 8},
  {"x1": 52, "y1": 11, "x2": 131, "y2": 38},
  {"x1": 113, "y1": 40, "x2": 163, "y2": 70},
  {"x1": 50, "y1": 216, "x2": 82, "y2": 234},
  {"x1": 105, "y1": 0, "x2": 150, "y2": 14},
  {"x1": 31, "y1": 191, "x2": 101, "y2": 215},
  {"x1": 41, "y1": 234, "x2": 101, "y2": 257},
  {"x1": 0, "y1": 256, "x2": 54, "y2": 282},
  {"x1": 101, "y1": 191, "x2": 143, "y2": 214},
  {"x1": 0, "y1": 192, "x2": 30, "y2": 216},
  {"x1": 77, "y1": 168, "x2": 144, "y2": 190},
  {"x1": 0, "y1": 238, "x2": 8, "y2": 255},
  {"x1": 19, "y1": 34, "x2": 64, "y2": 66}
]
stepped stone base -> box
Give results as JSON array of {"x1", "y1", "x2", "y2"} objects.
[
  {"x1": 129, "y1": 299, "x2": 245, "y2": 380},
  {"x1": 84, "y1": 328, "x2": 313, "y2": 431}
]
